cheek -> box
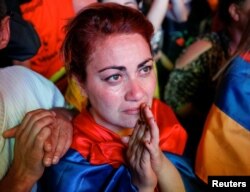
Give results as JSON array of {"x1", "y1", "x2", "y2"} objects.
[
  {"x1": 88, "y1": 86, "x2": 121, "y2": 108},
  {"x1": 146, "y1": 73, "x2": 157, "y2": 96}
]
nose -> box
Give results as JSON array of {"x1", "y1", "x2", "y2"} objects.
[{"x1": 125, "y1": 79, "x2": 145, "y2": 101}]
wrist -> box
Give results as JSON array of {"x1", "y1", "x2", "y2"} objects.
[
  {"x1": 137, "y1": 186, "x2": 155, "y2": 192},
  {"x1": 51, "y1": 108, "x2": 77, "y2": 121},
  {"x1": 154, "y1": 153, "x2": 169, "y2": 178},
  {"x1": 5, "y1": 164, "x2": 38, "y2": 191}
]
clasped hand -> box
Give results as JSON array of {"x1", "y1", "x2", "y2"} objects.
[
  {"x1": 122, "y1": 104, "x2": 165, "y2": 191},
  {"x1": 2, "y1": 108, "x2": 73, "y2": 181}
]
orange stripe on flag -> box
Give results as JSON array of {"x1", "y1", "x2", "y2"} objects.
[{"x1": 196, "y1": 104, "x2": 250, "y2": 183}]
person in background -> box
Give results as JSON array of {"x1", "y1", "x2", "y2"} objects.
[
  {"x1": 196, "y1": 14, "x2": 250, "y2": 183},
  {"x1": 0, "y1": 0, "x2": 41, "y2": 67},
  {"x1": 16, "y1": 0, "x2": 96, "y2": 93},
  {"x1": 40, "y1": 3, "x2": 188, "y2": 191},
  {"x1": 165, "y1": 0, "x2": 190, "y2": 23},
  {"x1": 100, "y1": 0, "x2": 169, "y2": 34},
  {"x1": 0, "y1": 0, "x2": 74, "y2": 190},
  {"x1": 162, "y1": 0, "x2": 202, "y2": 64},
  {"x1": 157, "y1": 0, "x2": 191, "y2": 100},
  {"x1": 164, "y1": 0, "x2": 250, "y2": 162}
]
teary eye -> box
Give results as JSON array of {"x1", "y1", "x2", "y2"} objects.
[
  {"x1": 139, "y1": 65, "x2": 153, "y2": 76},
  {"x1": 105, "y1": 74, "x2": 122, "y2": 83}
]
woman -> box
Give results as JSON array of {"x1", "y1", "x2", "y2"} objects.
[
  {"x1": 67, "y1": 0, "x2": 170, "y2": 110},
  {"x1": 40, "y1": 3, "x2": 188, "y2": 191},
  {"x1": 164, "y1": 0, "x2": 250, "y2": 161},
  {"x1": 196, "y1": 13, "x2": 250, "y2": 183}
]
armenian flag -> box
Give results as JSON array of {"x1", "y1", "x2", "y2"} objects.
[{"x1": 195, "y1": 53, "x2": 250, "y2": 183}]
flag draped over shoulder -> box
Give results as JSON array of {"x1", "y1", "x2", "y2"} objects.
[
  {"x1": 195, "y1": 53, "x2": 250, "y2": 183},
  {"x1": 40, "y1": 99, "x2": 188, "y2": 191},
  {"x1": 70, "y1": 98, "x2": 187, "y2": 168}
]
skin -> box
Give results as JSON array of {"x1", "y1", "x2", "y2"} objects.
[
  {"x1": 82, "y1": 33, "x2": 184, "y2": 191},
  {"x1": 101, "y1": 0, "x2": 169, "y2": 32},
  {"x1": 85, "y1": 34, "x2": 156, "y2": 133},
  {"x1": 0, "y1": 109, "x2": 73, "y2": 192},
  {"x1": 0, "y1": 16, "x2": 74, "y2": 190},
  {"x1": 168, "y1": 0, "x2": 250, "y2": 119},
  {"x1": 236, "y1": 0, "x2": 250, "y2": 29},
  {"x1": 0, "y1": 16, "x2": 10, "y2": 49},
  {"x1": 3, "y1": 108, "x2": 74, "y2": 166},
  {"x1": 167, "y1": 0, "x2": 190, "y2": 22},
  {"x1": 1, "y1": 110, "x2": 55, "y2": 191},
  {"x1": 124, "y1": 105, "x2": 185, "y2": 191},
  {"x1": 72, "y1": 0, "x2": 97, "y2": 13},
  {"x1": 125, "y1": 105, "x2": 158, "y2": 191},
  {"x1": 102, "y1": 0, "x2": 138, "y2": 9}
]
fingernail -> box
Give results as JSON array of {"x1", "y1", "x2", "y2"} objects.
[
  {"x1": 44, "y1": 158, "x2": 52, "y2": 166},
  {"x1": 52, "y1": 156, "x2": 59, "y2": 164}
]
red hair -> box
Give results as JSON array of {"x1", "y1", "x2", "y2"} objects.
[{"x1": 62, "y1": 2, "x2": 154, "y2": 83}]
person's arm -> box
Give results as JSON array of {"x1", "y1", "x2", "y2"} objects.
[
  {"x1": 0, "y1": 108, "x2": 75, "y2": 191},
  {"x1": 164, "y1": 39, "x2": 213, "y2": 118},
  {"x1": 0, "y1": 110, "x2": 54, "y2": 192},
  {"x1": 166, "y1": 0, "x2": 190, "y2": 23},
  {"x1": 41, "y1": 107, "x2": 76, "y2": 165},
  {"x1": 3, "y1": 108, "x2": 76, "y2": 166},
  {"x1": 146, "y1": 0, "x2": 169, "y2": 32}
]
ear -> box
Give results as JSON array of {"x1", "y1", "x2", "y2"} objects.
[
  {"x1": 229, "y1": 3, "x2": 240, "y2": 22},
  {"x1": 0, "y1": 16, "x2": 10, "y2": 50}
]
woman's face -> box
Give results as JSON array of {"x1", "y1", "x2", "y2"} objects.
[{"x1": 84, "y1": 34, "x2": 156, "y2": 133}]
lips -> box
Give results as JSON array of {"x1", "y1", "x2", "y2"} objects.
[{"x1": 122, "y1": 108, "x2": 140, "y2": 115}]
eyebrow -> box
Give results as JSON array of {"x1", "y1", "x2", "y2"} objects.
[
  {"x1": 98, "y1": 58, "x2": 153, "y2": 73},
  {"x1": 138, "y1": 58, "x2": 153, "y2": 68}
]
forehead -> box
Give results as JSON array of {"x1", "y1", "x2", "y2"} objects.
[{"x1": 89, "y1": 34, "x2": 151, "y2": 68}]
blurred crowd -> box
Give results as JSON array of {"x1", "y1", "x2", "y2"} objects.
[{"x1": 1, "y1": 0, "x2": 250, "y2": 191}]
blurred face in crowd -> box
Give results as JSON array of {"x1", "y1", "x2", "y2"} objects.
[
  {"x1": 237, "y1": 0, "x2": 250, "y2": 29},
  {"x1": 84, "y1": 34, "x2": 156, "y2": 133},
  {"x1": 101, "y1": 0, "x2": 138, "y2": 9},
  {"x1": 0, "y1": 15, "x2": 10, "y2": 50}
]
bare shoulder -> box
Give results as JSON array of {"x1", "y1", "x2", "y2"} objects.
[{"x1": 175, "y1": 39, "x2": 213, "y2": 68}]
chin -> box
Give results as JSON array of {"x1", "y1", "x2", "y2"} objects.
[{"x1": 121, "y1": 118, "x2": 138, "y2": 128}]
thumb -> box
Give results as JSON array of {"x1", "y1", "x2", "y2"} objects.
[{"x1": 2, "y1": 126, "x2": 17, "y2": 138}]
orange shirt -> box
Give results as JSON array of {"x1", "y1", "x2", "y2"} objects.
[{"x1": 20, "y1": 0, "x2": 75, "y2": 78}]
